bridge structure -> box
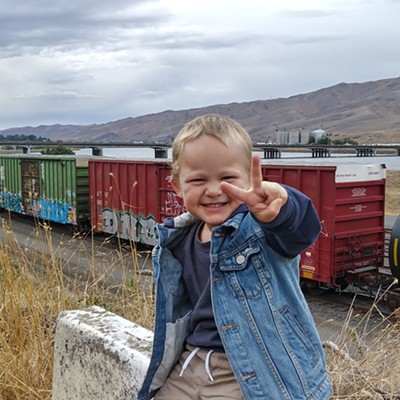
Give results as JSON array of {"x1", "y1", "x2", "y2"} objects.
[
  {"x1": 254, "y1": 143, "x2": 400, "y2": 158},
  {"x1": 254, "y1": 143, "x2": 400, "y2": 159},
  {"x1": 1, "y1": 141, "x2": 170, "y2": 158},
  {"x1": 1, "y1": 141, "x2": 400, "y2": 159}
]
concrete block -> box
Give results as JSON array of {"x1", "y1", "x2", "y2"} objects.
[{"x1": 52, "y1": 306, "x2": 153, "y2": 400}]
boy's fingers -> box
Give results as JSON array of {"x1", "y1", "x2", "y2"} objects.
[
  {"x1": 262, "y1": 197, "x2": 284, "y2": 218},
  {"x1": 220, "y1": 181, "x2": 248, "y2": 202},
  {"x1": 251, "y1": 155, "x2": 263, "y2": 189}
]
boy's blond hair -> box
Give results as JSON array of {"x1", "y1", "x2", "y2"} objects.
[{"x1": 172, "y1": 114, "x2": 253, "y2": 180}]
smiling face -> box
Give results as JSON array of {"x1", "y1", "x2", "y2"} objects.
[{"x1": 172, "y1": 134, "x2": 250, "y2": 240}]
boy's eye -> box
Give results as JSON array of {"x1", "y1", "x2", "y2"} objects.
[
  {"x1": 222, "y1": 176, "x2": 236, "y2": 181},
  {"x1": 188, "y1": 178, "x2": 204, "y2": 183}
]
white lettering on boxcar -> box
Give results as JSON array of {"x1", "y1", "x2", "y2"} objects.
[{"x1": 351, "y1": 187, "x2": 367, "y2": 197}]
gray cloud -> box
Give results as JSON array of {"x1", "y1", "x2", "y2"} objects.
[{"x1": 0, "y1": 0, "x2": 169, "y2": 54}]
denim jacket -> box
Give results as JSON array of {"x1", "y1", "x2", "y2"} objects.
[{"x1": 137, "y1": 188, "x2": 332, "y2": 400}]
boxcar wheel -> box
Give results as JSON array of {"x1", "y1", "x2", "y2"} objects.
[{"x1": 301, "y1": 279, "x2": 324, "y2": 296}]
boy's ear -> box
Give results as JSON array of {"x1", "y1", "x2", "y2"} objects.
[{"x1": 171, "y1": 178, "x2": 182, "y2": 197}]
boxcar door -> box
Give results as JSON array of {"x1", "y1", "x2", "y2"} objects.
[{"x1": 21, "y1": 160, "x2": 40, "y2": 216}]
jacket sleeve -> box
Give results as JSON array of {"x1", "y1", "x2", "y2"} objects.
[{"x1": 261, "y1": 185, "x2": 321, "y2": 258}]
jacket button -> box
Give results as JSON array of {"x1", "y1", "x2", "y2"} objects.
[{"x1": 236, "y1": 254, "x2": 245, "y2": 264}]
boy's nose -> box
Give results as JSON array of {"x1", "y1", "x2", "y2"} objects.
[{"x1": 205, "y1": 182, "x2": 222, "y2": 196}]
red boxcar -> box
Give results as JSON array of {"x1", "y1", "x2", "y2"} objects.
[
  {"x1": 261, "y1": 162, "x2": 386, "y2": 290},
  {"x1": 89, "y1": 159, "x2": 386, "y2": 288},
  {"x1": 89, "y1": 159, "x2": 185, "y2": 245}
]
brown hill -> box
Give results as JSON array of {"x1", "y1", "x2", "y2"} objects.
[{"x1": 2, "y1": 76, "x2": 400, "y2": 144}]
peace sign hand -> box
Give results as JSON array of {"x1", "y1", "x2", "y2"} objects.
[{"x1": 220, "y1": 155, "x2": 288, "y2": 223}]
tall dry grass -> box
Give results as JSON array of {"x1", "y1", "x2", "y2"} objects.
[
  {"x1": 0, "y1": 216, "x2": 154, "y2": 400},
  {"x1": 325, "y1": 290, "x2": 400, "y2": 399}
]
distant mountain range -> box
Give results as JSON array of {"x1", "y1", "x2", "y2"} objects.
[{"x1": 2, "y1": 76, "x2": 400, "y2": 144}]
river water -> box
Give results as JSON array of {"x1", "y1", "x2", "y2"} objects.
[{"x1": 75, "y1": 147, "x2": 400, "y2": 171}]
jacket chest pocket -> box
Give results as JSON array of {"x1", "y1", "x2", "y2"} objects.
[{"x1": 217, "y1": 245, "x2": 270, "y2": 299}]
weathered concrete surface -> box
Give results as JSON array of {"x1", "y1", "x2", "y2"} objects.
[{"x1": 52, "y1": 306, "x2": 153, "y2": 400}]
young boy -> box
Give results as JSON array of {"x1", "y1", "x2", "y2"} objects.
[{"x1": 137, "y1": 114, "x2": 332, "y2": 400}]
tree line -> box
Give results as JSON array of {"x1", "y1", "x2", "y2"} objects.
[
  {"x1": 308, "y1": 136, "x2": 359, "y2": 145},
  {"x1": 0, "y1": 134, "x2": 74, "y2": 154},
  {"x1": 0, "y1": 134, "x2": 51, "y2": 142}
]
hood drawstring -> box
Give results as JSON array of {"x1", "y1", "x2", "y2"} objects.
[{"x1": 179, "y1": 347, "x2": 215, "y2": 382}]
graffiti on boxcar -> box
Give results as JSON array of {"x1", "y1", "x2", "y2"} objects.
[
  {"x1": 319, "y1": 219, "x2": 329, "y2": 238},
  {"x1": 165, "y1": 192, "x2": 185, "y2": 216},
  {"x1": 33, "y1": 198, "x2": 77, "y2": 225},
  {"x1": 101, "y1": 208, "x2": 157, "y2": 245},
  {"x1": 0, "y1": 190, "x2": 23, "y2": 213}
]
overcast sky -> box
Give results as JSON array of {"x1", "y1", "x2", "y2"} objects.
[{"x1": 1, "y1": 0, "x2": 399, "y2": 130}]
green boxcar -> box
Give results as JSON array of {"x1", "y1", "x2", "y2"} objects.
[{"x1": 0, "y1": 154, "x2": 90, "y2": 226}]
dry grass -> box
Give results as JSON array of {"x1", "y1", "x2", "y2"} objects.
[
  {"x1": 0, "y1": 217, "x2": 154, "y2": 400},
  {"x1": 386, "y1": 170, "x2": 400, "y2": 216},
  {"x1": 325, "y1": 291, "x2": 400, "y2": 399}
]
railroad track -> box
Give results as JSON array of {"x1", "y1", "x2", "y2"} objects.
[{"x1": 306, "y1": 290, "x2": 391, "y2": 317}]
